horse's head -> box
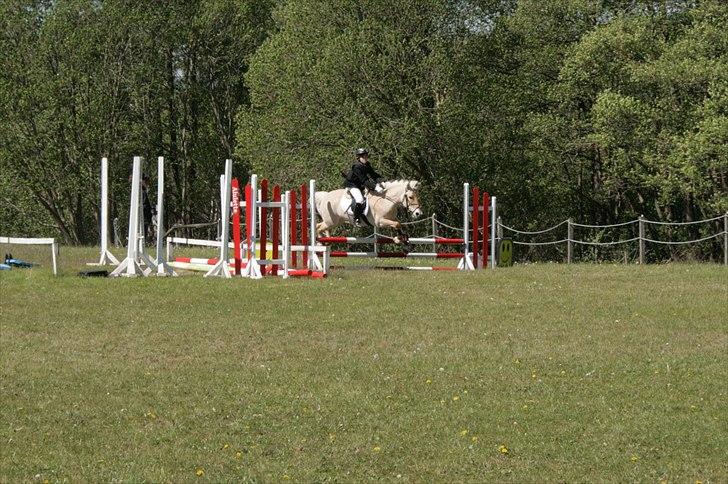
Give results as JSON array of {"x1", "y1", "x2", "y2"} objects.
[{"x1": 380, "y1": 180, "x2": 423, "y2": 218}]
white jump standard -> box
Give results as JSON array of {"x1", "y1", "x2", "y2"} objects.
[{"x1": 110, "y1": 156, "x2": 158, "y2": 277}]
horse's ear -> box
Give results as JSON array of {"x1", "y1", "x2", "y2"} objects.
[{"x1": 409, "y1": 181, "x2": 420, "y2": 190}]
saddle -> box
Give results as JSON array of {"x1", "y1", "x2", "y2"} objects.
[{"x1": 340, "y1": 189, "x2": 370, "y2": 218}]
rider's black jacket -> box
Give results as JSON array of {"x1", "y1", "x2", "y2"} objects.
[{"x1": 344, "y1": 162, "x2": 383, "y2": 191}]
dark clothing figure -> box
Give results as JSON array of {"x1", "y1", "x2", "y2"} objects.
[
  {"x1": 141, "y1": 179, "x2": 155, "y2": 242},
  {"x1": 342, "y1": 148, "x2": 383, "y2": 227},
  {"x1": 344, "y1": 161, "x2": 383, "y2": 192}
]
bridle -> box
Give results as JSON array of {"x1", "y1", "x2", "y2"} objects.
[{"x1": 372, "y1": 183, "x2": 421, "y2": 216}]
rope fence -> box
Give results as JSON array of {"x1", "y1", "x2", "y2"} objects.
[{"x1": 499, "y1": 213, "x2": 728, "y2": 265}]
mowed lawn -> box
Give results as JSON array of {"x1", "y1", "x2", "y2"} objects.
[{"x1": 1, "y1": 247, "x2": 726, "y2": 482}]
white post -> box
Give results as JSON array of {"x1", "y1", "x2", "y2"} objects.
[
  {"x1": 89, "y1": 157, "x2": 119, "y2": 266},
  {"x1": 308, "y1": 179, "x2": 323, "y2": 271},
  {"x1": 459, "y1": 183, "x2": 475, "y2": 270},
  {"x1": 639, "y1": 215, "x2": 645, "y2": 264},
  {"x1": 723, "y1": 212, "x2": 727, "y2": 266},
  {"x1": 206, "y1": 159, "x2": 233, "y2": 278},
  {"x1": 219, "y1": 174, "x2": 225, "y2": 241},
  {"x1": 567, "y1": 218, "x2": 573, "y2": 264},
  {"x1": 490, "y1": 196, "x2": 497, "y2": 268},
  {"x1": 282, "y1": 191, "x2": 290, "y2": 278},
  {"x1": 431, "y1": 213, "x2": 437, "y2": 254},
  {"x1": 51, "y1": 240, "x2": 58, "y2": 276},
  {"x1": 110, "y1": 156, "x2": 151, "y2": 277},
  {"x1": 155, "y1": 157, "x2": 176, "y2": 276},
  {"x1": 241, "y1": 174, "x2": 263, "y2": 279}
]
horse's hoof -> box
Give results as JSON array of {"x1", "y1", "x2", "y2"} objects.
[{"x1": 393, "y1": 236, "x2": 401, "y2": 244}]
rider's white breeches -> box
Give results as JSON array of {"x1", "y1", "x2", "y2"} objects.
[{"x1": 350, "y1": 188, "x2": 364, "y2": 204}]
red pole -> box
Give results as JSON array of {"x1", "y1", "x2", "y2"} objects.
[
  {"x1": 290, "y1": 190, "x2": 297, "y2": 268},
  {"x1": 260, "y1": 179, "x2": 268, "y2": 275},
  {"x1": 232, "y1": 178, "x2": 242, "y2": 275},
  {"x1": 482, "y1": 192, "x2": 490, "y2": 268},
  {"x1": 472, "y1": 186, "x2": 480, "y2": 269},
  {"x1": 272, "y1": 185, "x2": 281, "y2": 276},
  {"x1": 301, "y1": 183, "x2": 309, "y2": 269}
]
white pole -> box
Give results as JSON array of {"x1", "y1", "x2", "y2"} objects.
[
  {"x1": 240, "y1": 174, "x2": 262, "y2": 279},
  {"x1": 51, "y1": 240, "x2": 58, "y2": 276},
  {"x1": 283, "y1": 191, "x2": 290, "y2": 278},
  {"x1": 723, "y1": 212, "x2": 727, "y2": 266},
  {"x1": 89, "y1": 157, "x2": 119, "y2": 266},
  {"x1": 155, "y1": 157, "x2": 176, "y2": 276},
  {"x1": 110, "y1": 156, "x2": 148, "y2": 277},
  {"x1": 463, "y1": 183, "x2": 474, "y2": 270},
  {"x1": 205, "y1": 159, "x2": 233, "y2": 278},
  {"x1": 308, "y1": 179, "x2": 322, "y2": 271},
  {"x1": 491, "y1": 196, "x2": 497, "y2": 268}
]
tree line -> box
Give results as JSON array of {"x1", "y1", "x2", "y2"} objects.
[{"x1": 1, "y1": 0, "x2": 725, "y2": 259}]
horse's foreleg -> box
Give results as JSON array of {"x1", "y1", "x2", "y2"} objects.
[{"x1": 377, "y1": 218, "x2": 407, "y2": 244}]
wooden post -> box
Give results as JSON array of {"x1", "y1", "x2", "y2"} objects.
[
  {"x1": 567, "y1": 218, "x2": 573, "y2": 264},
  {"x1": 724, "y1": 212, "x2": 727, "y2": 266},
  {"x1": 639, "y1": 215, "x2": 645, "y2": 264},
  {"x1": 431, "y1": 213, "x2": 437, "y2": 255}
]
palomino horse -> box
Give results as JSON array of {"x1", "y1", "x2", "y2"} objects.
[{"x1": 314, "y1": 180, "x2": 423, "y2": 243}]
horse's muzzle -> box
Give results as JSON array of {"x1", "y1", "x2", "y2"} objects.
[{"x1": 411, "y1": 208, "x2": 423, "y2": 218}]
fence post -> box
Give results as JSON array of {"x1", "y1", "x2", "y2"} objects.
[
  {"x1": 431, "y1": 213, "x2": 437, "y2": 254},
  {"x1": 639, "y1": 215, "x2": 645, "y2": 264},
  {"x1": 724, "y1": 212, "x2": 727, "y2": 266},
  {"x1": 567, "y1": 218, "x2": 573, "y2": 264}
]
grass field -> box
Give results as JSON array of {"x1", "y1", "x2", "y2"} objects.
[{"x1": 1, "y1": 246, "x2": 726, "y2": 482}]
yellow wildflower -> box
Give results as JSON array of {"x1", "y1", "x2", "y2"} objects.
[
  {"x1": 452, "y1": 395, "x2": 460, "y2": 401},
  {"x1": 630, "y1": 455, "x2": 638, "y2": 462},
  {"x1": 196, "y1": 468, "x2": 204, "y2": 476},
  {"x1": 460, "y1": 429, "x2": 469, "y2": 436},
  {"x1": 498, "y1": 445, "x2": 509, "y2": 454},
  {"x1": 373, "y1": 446, "x2": 381, "y2": 452}
]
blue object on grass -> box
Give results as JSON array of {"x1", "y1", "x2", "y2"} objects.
[{"x1": 4, "y1": 253, "x2": 34, "y2": 268}]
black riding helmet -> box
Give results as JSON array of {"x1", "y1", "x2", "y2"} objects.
[{"x1": 355, "y1": 148, "x2": 369, "y2": 157}]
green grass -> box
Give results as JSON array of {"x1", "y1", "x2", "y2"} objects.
[{"x1": 1, "y1": 246, "x2": 726, "y2": 482}]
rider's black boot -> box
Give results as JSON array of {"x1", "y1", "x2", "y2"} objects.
[{"x1": 353, "y1": 203, "x2": 364, "y2": 227}]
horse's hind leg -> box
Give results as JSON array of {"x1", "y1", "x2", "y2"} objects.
[{"x1": 316, "y1": 221, "x2": 331, "y2": 238}]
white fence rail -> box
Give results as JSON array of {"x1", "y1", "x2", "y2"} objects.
[{"x1": 0, "y1": 237, "x2": 59, "y2": 275}]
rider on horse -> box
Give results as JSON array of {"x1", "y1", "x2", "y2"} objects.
[{"x1": 344, "y1": 148, "x2": 384, "y2": 227}]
